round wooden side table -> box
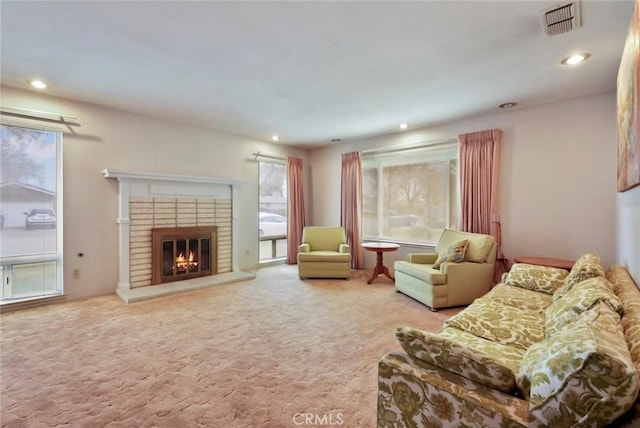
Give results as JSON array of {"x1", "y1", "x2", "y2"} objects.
[{"x1": 362, "y1": 242, "x2": 400, "y2": 284}]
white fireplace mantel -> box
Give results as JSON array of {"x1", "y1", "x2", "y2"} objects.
[
  {"x1": 103, "y1": 169, "x2": 245, "y2": 300},
  {"x1": 103, "y1": 169, "x2": 243, "y2": 187}
]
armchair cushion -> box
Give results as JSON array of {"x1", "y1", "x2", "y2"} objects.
[
  {"x1": 297, "y1": 251, "x2": 351, "y2": 263},
  {"x1": 433, "y1": 239, "x2": 468, "y2": 269},
  {"x1": 393, "y1": 261, "x2": 446, "y2": 284},
  {"x1": 300, "y1": 226, "x2": 347, "y2": 251},
  {"x1": 436, "y1": 229, "x2": 495, "y2": 263}
]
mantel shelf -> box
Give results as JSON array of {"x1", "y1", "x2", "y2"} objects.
[{"x1": 102, "y1": 169, "x2": 244, "y2": 187}]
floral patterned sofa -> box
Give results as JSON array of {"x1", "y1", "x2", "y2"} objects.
[{"x1": 378, "y1": 254, "x2": 640, "y2": 427}]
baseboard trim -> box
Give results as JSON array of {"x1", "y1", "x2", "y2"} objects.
[{"x1": 0, "y1": 295, "x2": 67, "y2": 313}]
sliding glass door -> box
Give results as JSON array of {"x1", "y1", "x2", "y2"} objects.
[{"x1": 0, "y1": 122, "x2": 63, "y2": 301}]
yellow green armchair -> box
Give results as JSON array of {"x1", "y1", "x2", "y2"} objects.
[
  {"x1": 298, "y1": 226, "x2": 351, "y2": 279},
  {"x1": 394, "y1": 229, "x2": 496, "y2": 310}
]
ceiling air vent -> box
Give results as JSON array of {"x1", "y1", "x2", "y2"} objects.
[{"x1": 541, "y1": 1, "x2": 582, "y2": 37}]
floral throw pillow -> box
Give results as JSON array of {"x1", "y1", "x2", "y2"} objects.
[
  {"x1": 553, "y1": 253, "x2": 605, "y2": 301},
  {"x1": 433, "y1": 240, "x2": 468, "y2": 270},
  {"x1": 503, "y1": 263, "x2": 569, "y2": 295}
]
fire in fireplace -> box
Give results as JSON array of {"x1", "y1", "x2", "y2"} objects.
[{"x1": 151, "y1": 226, "x2": 218, "y2": 284}]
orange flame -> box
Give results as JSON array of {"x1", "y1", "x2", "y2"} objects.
[{"x1": 175, "y1": 251, "x2": 198, "y2": 272}]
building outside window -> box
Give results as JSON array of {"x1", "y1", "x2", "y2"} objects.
[
  {"x1": 0, "y1": 123, "x2": 63, "y2": 301},
  {"x1": 362, "y1": 141, "x2": 458, "y2": 245}
]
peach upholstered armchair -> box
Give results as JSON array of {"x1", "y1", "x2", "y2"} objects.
[
  {"x1": 394, "y1": 229, "x2": 496, "y2": 310},
  {"x1": 298, "y1": 226, "x2": 351, "y2": 279}
]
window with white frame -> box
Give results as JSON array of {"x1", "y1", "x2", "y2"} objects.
[
  {"x1": 362, "y1": 141, "x2": 458, "y2": 245},
  {"x1": 258, "y1": 161, "x2": 287, "y2": 261},
  {"x1": 0, "y1": 122, "x2": 63, "y2": 301}
]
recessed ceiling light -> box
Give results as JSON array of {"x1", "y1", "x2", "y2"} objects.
[
  {"x1": 561, "y1": 53, "x2": 591, "y2": 65},
  {"x1": 271, "y1": 135, "x2": 280, "y2": 141},
  {"x1": 27, "y1": 79, "x2": 48, "y2": 89},
  {"x1": 499, "y1": 102, "x2": 518, "y2": 109},
  {"x1": 398, "y1": 123, "x2": 409, "y2": 130}
]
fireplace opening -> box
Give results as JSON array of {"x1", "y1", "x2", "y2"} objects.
[{"x1": 152, "y1": 226, "x2": 218, "y2": 284}]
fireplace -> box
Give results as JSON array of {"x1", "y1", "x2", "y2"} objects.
[
  {"x1": 104, "y1": 169, "x2": 255, "y2": 303},
  {"x1": 151, "y1": 226, "x2": 218, "y2": 284}
]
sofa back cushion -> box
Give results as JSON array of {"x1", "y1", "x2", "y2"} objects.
[
  {"x1": 517, "y1": 303, "x2": 639, "y2": 427},
  {"x1": 554, "y1": 253, "x2": 605, "y2": 301},
  {"x1": 503, "y1": 263, "x2": 569, "y2": 295},
  {"x1": 435, "y1": 229, "x2": 495, "y2": 263},
  {"x1": 545, "y1": 276, "x2": 622, "y2": 338},
  {"x1": 301, "y1": 226, "x2": 346, "y2": 252}
]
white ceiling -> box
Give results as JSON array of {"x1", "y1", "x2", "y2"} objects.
[{"x1": 0, "y1": 1, "x2": 634, "y2": 147}]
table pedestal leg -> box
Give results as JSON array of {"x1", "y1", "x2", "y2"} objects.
[{"x1": 367, "y1": 251, "x2": 395, "y2": 284}]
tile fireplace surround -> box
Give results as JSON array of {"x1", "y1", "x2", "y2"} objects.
[{"x1": 103, "y1": 169, "x2": 254, "y2": 303}]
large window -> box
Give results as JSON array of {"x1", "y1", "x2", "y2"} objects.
[
  {"x1": 258, "y1": 161, "x2": 287, "y2": 261},
  {"x1": 362, "y1": 142, "x2": 458, "y2": 245},
  {"x1": 0, "y1": 123, "x2": 63, "y2": 301}
]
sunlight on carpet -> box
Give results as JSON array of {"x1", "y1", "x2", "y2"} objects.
[{"x1": 0, "y1": 265, "x2": 463, "y2": 427}]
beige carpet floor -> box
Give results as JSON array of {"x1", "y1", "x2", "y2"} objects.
[{"x1": 1, "y1": 265, "x2": 462, "y2": 428}]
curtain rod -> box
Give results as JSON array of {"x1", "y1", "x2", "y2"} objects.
[
  {"x1": 0, "y1": 106, "x2": 80, "y2": 127},
  {"x1": 361, "y1": 138, "x2": 457, "y2": 157},
  {"x1": 252, "y1": 150, "x2": 287, "y2": 161}
]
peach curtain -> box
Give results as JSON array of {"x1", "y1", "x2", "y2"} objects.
[
  {"x1": 458, "y1": 129, "x2": 507, "y2": 281},
  {"x1": 340, "y1": 152, "x2": 363, "y2": 269},
  {"x1": 286, "y1": 156, "x2": 306, "y2": 264}
]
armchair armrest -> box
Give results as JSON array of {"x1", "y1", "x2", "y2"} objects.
[
  {"x1": 407, "y1": 253, "x2": 438, "y2": 264},
  {"x1": 298, "y1": 243, "x2": 310, "y2": 253},
  {"x1": 442, "y1": 261, "x2": 494, "y2": 278},
  {"x1": 339, "y1": 243, "x2": 350, "y2": 254},
  {"x1": 442, "y1": 262, "x2": 494, "y2": 305}
]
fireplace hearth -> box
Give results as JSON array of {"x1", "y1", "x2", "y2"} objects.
[{"x1": 151, "y1": 226, "x2": 218, "y2": 285}]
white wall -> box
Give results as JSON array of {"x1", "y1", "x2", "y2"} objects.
[
  {"x1": 4, "y1": 85, "x2": 631, "y2": 298},
  {"x1": 617, "y1": 186, "x2": 640, "y2": 284},
  {"x1": 1, "y1": 85, "x2": 308, "y2": 299},
  {"x1": 310, "y1": 93, "x2": 618, "y2": 270}
]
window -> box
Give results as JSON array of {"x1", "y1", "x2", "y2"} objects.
[
  {"x1": 258, "y1": 161, "x2": 287, "y2": 261},
  {"x1": 362, "y1": 142, "x2": 458, "y2": 245},
  {"x1": 0, "y1": 123, "x2": 63, "y2": 301}
]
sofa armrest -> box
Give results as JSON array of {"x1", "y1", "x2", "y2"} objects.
[
  {"x1": 396, "y1": 326, "x2": 517, "y2": 392},
  {"x1": 339, "y1": 243, "x2": 350, "y2": 254},
  {"x1": 298, "y1": 243, "x2": 310, "y2": 253},
  {"x1": 407, "y1": 253, "x2": 437, "y2": 264},
  {"x1": 378, "y1": 351, "x2": 531, "y2": 427}
]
